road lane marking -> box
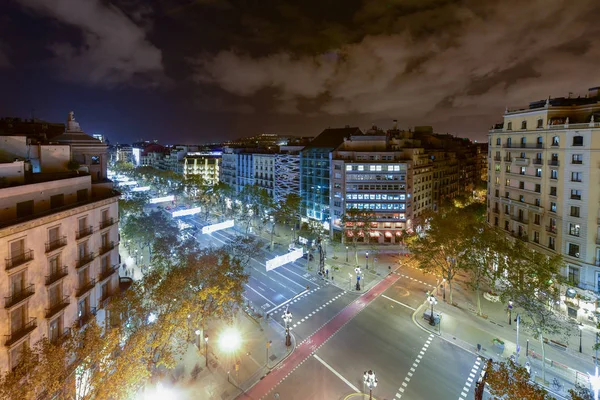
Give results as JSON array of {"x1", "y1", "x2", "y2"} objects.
[
  {"x1": 381, "y1": 295, "x2": 416, "y2": 311},
  {"x1": 313, "y1": 354, "x2": 361, "y2": 393},
  {"x1": 458, "y1": 357, "x2": 482, "y2": 400},
  {"x1": 245, "y1": 284, "x2": 275, "y2": 306},
  {"x1": 394, "y1": 334, "x2": 434, "y2": 399}
]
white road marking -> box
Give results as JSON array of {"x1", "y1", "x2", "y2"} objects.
[
  {"x1": 381, "y1": 295, "x2": 416, "y2": 311},
  {"x1": 244, "y1": 284, "x2": 275, "y2": 306},
  {"x1": 313, "y1": 354, "x2": 361, "y2": 393}
]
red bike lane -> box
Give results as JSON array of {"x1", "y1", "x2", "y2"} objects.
[{"x1": 241, "y1": 273, "x2": 401, "y2": 400}]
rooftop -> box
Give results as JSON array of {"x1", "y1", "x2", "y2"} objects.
[{"x1": 304, "y1": 127, "x2": 363, "y2": 149}]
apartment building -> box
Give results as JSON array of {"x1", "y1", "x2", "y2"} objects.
[
  {"x1": 487, "y1": 86, "x2": 600, "y2": 295},
  {"x1": 0, "y1": 113, "x2": 122, "y2": 372},
  {"x1": 274, "y1": 146, "x2": 303, "y2": 202},
  {"x1": 183, "y1": 152, "x2": 221, "y2": 185}
]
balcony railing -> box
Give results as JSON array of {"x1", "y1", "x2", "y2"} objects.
[
  {"x1": 5, "y1": 250, "x2": 34, "y2": 271},
  {"x1": 98, "y1": 241, "x2": 115, "y2": 256},
  {"x1": 99, "y1": 218, "x2": 117, "y2": 230},
  {"x1": 99, "y1": 289, "x2": 114, "y2": 309},
  {"x1": 78, "y1": 307, "x2": 97, "y2": 328},
  {"x1": 503, "y1": 143, "x2": 544, "y2": 149},
  {"x1": 76, "y1": 278, "x2": 96, "y2": 298},
  {"x1": 45, "y1": 266, "x2": 69, "y2": 286},
  {"x1": 546, "y1": 226, "x2": 557, "y2": 234},
  {"x1": 533, "y1": 159, "x2": 543, "y2": 165},
  {"x1": 45, "y1": 236, "x2": 67, "y2": 253},
  {"x1": 4, "y1": 284, "x2": 35, "y2": 309},
  {"x1": 514, "y1": 158, "x2": 530, "y2": 166},
  {"x1": 548, "y1": 159, "x2": 560, "y2": 166},
  {"x1": 503, "y1": 157, "x2": 512, "y2": 162},
  {"x1": 76, "y1": 226, "x2": 94, "y2": 240},
  {"x1": 493, "y1": 156, "x2": 502, "y2": 161},
  {"x1": 5, "y1": 318, "x2": 37, "y2": 347},
  {"x1": 98, "y1": 265, "x2": 118, "y2": 282},
  {"x1": 76, "y1": 253, "x2": 95, "y2": 269},
  {"x1": 45, "y1": 296, "x2": 70, "y2": 319}
]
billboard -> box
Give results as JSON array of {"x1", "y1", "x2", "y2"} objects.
[
  {"x1": 149, "y1": 195, "x2": 175, "y2": 204},
  {"x1": 132, "y1": 186, "x2": 151, "y2": 192},
  {"x1": 172, "y1": 207, "x2": 201, "y2": 217},
  {"x1": 266, "y1": 248, "x2": 303, "y2": 271},
  {"x1": 202, "y1": 220, "x2": 234, "y2": 234}
]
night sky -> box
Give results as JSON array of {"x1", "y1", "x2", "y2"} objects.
[{"x1": 1, "y1": 0, "x2": 599, "y2": 145}]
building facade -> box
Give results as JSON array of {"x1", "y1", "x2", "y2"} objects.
[
  {"x1": 487, "y1": 86, "x2": 600, "y2": 294},
  {"x1": 183, "y1": 152, "x2": 222, "y2": 185},
  {"x1": 274, "y1": 146, "x2": 302, "y2": 202}
]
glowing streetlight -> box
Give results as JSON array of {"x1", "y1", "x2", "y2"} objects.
[
  {"x1": 148, "y1": 313, "x2": 157, "y2": 323},
  {"x1": 205, "y1": 335, "x2": 209, "y2": 367},
  {"x1": 589, "y1": 366, "x2": 600, "y2": 400},
  {"x1": 365, "y1": 251, "x2": 369, "y2": 269},
  {"x1": 282, "y1": 309, "x2": 293, "y2": 347},
  {"x1": 345, "y1": 246, "x2": 349, "y2": 262},
  {"x1": 508, "y1": 300, "x2": 513, "y2": 325},
  {"x1": 579, "y1": 324, "x2": 584, "y2": 353},
  {"x1": 355, "y1": 267, "x2": 362, "y2": 291},
  {"x1": 427, "y1": 293, "x2": 438, "y2": 326},
  {"x1": 363, "y1": 370, "x2": 378, "y2": 400},
  {"x1": 218, "y1": 327, "x2": 241, "y2": 353},
  {"x1": 141, "y1": 383, "x2": 177, "y2": 400}
]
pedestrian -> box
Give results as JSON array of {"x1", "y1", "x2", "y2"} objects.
[
  {"x1": 325, "y1": 268, "x2": 329, "y2": 278},
  {"x1": 132, "y1": 269, "x2": 135, "y2": 279},
  {"x1": 122, "y1": 263, "x2": 126, "y2": 272}
]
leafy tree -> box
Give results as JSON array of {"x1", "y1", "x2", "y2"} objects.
[
  {"x1": 277, "y1": 193, "x2": 302, "y2": 228},
  {"x1": 497, "y1": 240, "x2": 571, "y2": 382},
  {"x1": 212, "y1": 182, "x2": 236, "y2": 220},
  {"x1": 483, "y1": 359, "x2": 550, "y2": 400},
  {"x1": 569, "y1": 383, "x2": 593, "y2": 400},
  {"x1": 341, "y1": 208, "x2": 375, "y2": 265}
]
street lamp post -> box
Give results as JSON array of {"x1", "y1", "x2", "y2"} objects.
[
  {"x1": 266, "y1": 340, "x2": 272, "y2": 368},
  {"x1": 515, "y1": 314, "x2": 520, "y2": 362},
  {"x1": 349, "y1": 273, "x2": 352, "y2": 291},
  {"x1": 579, "y1": 324, "x2": 584, "y2": 353},
  {"x1": 346, "y1": 246, "x2": 349, "y2": 263},
  {"x1": 363, "y1": 370, "x2": 378, "y2": 400},
  {"x1": 366, "y1": 252, "x2": 369, "y2": 269},
  {"x1": 355, "y1": 267, "x2": 362, "y2": 291},
  {"x1": 282, "y1": 309, "x2": 293, "y2": 347},
  {"x1": 204, "y1": 335, "x2": 209, "y2": 367},
  {"x1": 427, "y1": 293, "x2": 437, "y2": 326},
  {"x1": 508, "y1": 300, "x2": 513, "y2": 325}
]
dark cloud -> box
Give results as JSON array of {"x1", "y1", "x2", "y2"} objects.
[
  {"x1": 0, "y1": 41, "x2": 10, "y2": 68},
  {"x1": 15, "y1": 0, "x2": 165, "y2": 88}
]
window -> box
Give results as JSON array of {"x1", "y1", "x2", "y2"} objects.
[
  {"x1": 495, "y1": 189, "x2": 499, "y2": 197},
  {"x1": 550, "y1": 202, "x2": 557, "y2": 212},
  {"x1": 505, "y1": 179, "x2": 510, "y2": 186},
  {"x1": 537, "y1": 119, "x2": 543, "y2": 128},
  {"x1": 535, "y1": 168, "x2": 542, "y2": 177},
  {"x1": 552, "y1": 136, "x2": 559, "y2": 146},
  {"x1": 570, "y1": 206, "x2": 580, "y2": 217},
  {"x1": 550, "y1": 186, "x2": 557, "y2": 196},
  {"x1": 548, "y1": 237, "x2": 555, "y2": 250},
  {"x1": 519, "y1": 195, "x2": 524, "y2": 202},
  {"x1": 519, "y1": 181, "x2": 525, "y2": 189},
  {"x1": 570, "y1": 189, "x2": 582, "y2": 200},
  {"x1": 571, "y1": 172, "x2": 582, "y2": 182},
  {"x1": 48, "y1": 255, "x2": 60, "y2": 276},
  {"x1": 520, "y1": 152, "x2": 526, "y2": 158},
  {"x1": 10, "y1": 239, "x2": 25, "y2": 260},
  {"x1": 505, "y1": 164, "x2": 510, "y2": 173},
  {"x1": 521, "y1": 121, "x2": 527, "y2": 130},
  {"x1": 50, "y1": 194, "x2": 64, "y2": 209},
  {"x1": 550, "y1": 170, "x2": 558, "y2": 179},
  {"x1": 534, "y1": 184, "x2": 541, "y2": 193},
  {"x1": 9, "y1": 339, "x2": 28, "y2": 370},
  {"x1": 16, "y1": 200, "x2": 34, "y2": 218},
  {"x1": 568, "y1": 243, "x2": 580, "y2": 258},
  {"x1": 534, "y1": 214, "x2": 540, "y2": 225},
  {"x1": 78, "y1": 242, "x2": 88, "y2": 259},
  {"x1": 535, "y1": 152, "x2": 542, "y2": 162},
  {"x1": 520, "y1": 137, "x2": 526, "y2": 146},
  {"x1": 533, "y1": 231, "x2": 540, "y2": 243},
  {"x1": 572, "y1": 154, "x2": 583, "y2": 164},
  {"x1": 48, "y1": 283, "x2": 62, "y2": 308},
  {"x1": 49, "y1": 315, "x2": 63, "y2": 344},
  {"x1": 573, "y1": 136, "x2": 584, "y2": 146},
  {"x1": 334, "y1": 173, "x2": 341, "y2": 179},
  {"x1": 334, "y1": 164, "x2": 341, "y2": 170},
  {"x1": 507, "y1": 137, "x2": 512, "y2": 147},
  {"x1": 507, "y1": 122, "x2": 512, "y2": 130},
  {"x1": 535, "y1": 198, "x2": 541, "y2": 207},
  {"x1": 568, "y1": 267, "x2": 580, "y2": 286},
  {"x1": 496, "y1": 138, "x2": 501, "y2": 145},
  {"x1": 569, "y1": 223, "x2": 581, "y2": 237},
  {"x1": 520, "y1": 167, "x2": 526, "y2": 175}
]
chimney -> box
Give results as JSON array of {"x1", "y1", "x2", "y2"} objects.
[
  {"x1": 589, "y1": 87, "x2": 600, "y2": 98},
  {"x1": 392, "y1": 119, "x2": 398, "y2": 130}
]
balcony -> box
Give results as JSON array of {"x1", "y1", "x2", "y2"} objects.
[
  {"x1": 533, "y1": 158, "x2": 543, "y2": 165},
  {"x1": 502, "y1": 143, "x2": 544, "y2": 149},
  {"x1": 5, "y1": 318, "x2": 37, "y2": 347},
  {"x1": 76, "y1": 226, "x2": 93, "y2": 240},
  {"x1": 511, "y1": 215, "x2": 529, "y2": 224},
  {"x1": 503, "y1": 157, "x2": 513, "y2": 162},
  {"x1": 5, "y1": 250, "x2": 34, "y2": 271},
  {"x1": 99, "y1": 218, "x2": 117, "y2": 230},
  {"x1": 45, "y1": 296, "x2": 70, "y2": 319},
  {"x1": 493, "y1": 208, "x2": 500, "y2": 214},
  {"x1": 99, "y1": 289, "x2": 114, "y2": 309},
  {"x1": 45, "y1": 236, "x2": 67, "y2": 253},
  {"x1": 493, "y1": 156, "x2": 502, "y2": 161},
  {"x1": 547, "y1": 159, "x2": 560, "y2": 166},
  {"x1": 515, "y1": 158, "x2": 530, "y2": 166},
  {"x1": 98, "y1": 241, "x2": 116, "y2": 256},
  {"x1": 546, "y1": 226, "x2": 557, "y2": 234},
  {"x1": 45, "y1": 266, "x2": 69, "y2": 286},
  {"x1": 76, "y1": 278, "x2": 96, "y2": 298},
  {"x1": 76, "y1": 253, "x2": 95, "y2": 269},
  {"x1": 4, "y1": 284, "x2": 35, "y2": 309},
  {"x1": 572, "y1": 160, "x2": 583, "y2": 165},
  {"x1": 77, "y1": 307, "x2": 97, "y2": 328},
  {"x1": 98, "y1": 265, "x2": 118, "y2": 283}
]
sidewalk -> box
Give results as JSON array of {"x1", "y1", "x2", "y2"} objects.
[
  {"x1": 412, "y1": 274, "x2": 595, "y2": 397},
  {"x1": 153, "y1": 309, "x2": 294, "y2": 400}
]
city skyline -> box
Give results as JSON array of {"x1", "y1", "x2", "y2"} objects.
[{"x1": 1, "y1": 0, "x2": 599, "y2": 144}]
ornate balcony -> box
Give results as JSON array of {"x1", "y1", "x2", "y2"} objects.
[
  {"x1": 76, "y1": 252, "x2": 95, "y2": 269},
  {"x1": 547, "y1": 159, "x2": 560, "y2": 166},
  {"x1": 45, "y1": 296, "x2": 70, "y2": 319},
  {"x1": 5, "y1": 318, "x2": 37, "y2": 347},
  {"x1": 76, "y1": 278, "x2": 96, "y2": 298},
  {"x1": 532, "y1": 158, "x2": 543, "y2": 165},
  {"x1": 98, "y1": 265, "x2": 118, "y2": 283},
  {"x1": 546, "y1": 226, "x2": 557, "y2": 234},
  {"x1": 45, "y1": 266, "x2": 69, "y2": 286},
  {"x1": 99, "y1": 218, "x2": 117, "y2": 230},
  {"x1": 45, "y1": 236, "x2": 67, "y2": 253},
  {"x1": 76, "y1": 226, "x2": 93, "y2": 240},
  {"x1": 5, "y1": 250, "x2": 34, "y2": 271},
  {"x1": 98, "y1": 241, "x2": 115, "y2": 256},
  {"x1": 4, "y1": 284, "x2": 35, "y2": 309}
]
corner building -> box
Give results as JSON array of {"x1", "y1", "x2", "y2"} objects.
[{"x1": 487, "y1": 87, "x2": 600, "y2": 293}]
